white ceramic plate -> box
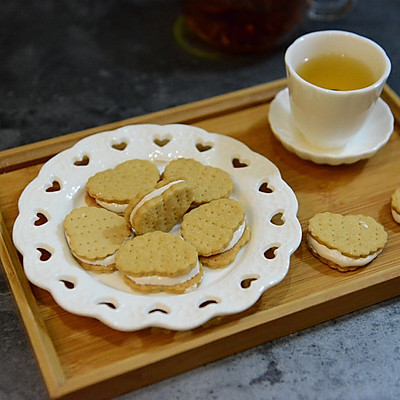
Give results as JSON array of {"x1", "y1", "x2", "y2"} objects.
[
  {"x1": 12, "y1": 124, "x2": 301, "y2": 331},
  {"x1": 269, "y1": 88, "x2": 394, "y2": 165}
]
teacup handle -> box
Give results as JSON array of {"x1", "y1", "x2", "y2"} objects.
[{"x1": 308, "y1": 0, "x2": 356, "y2": 21}]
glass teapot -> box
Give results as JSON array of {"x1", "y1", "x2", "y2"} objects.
[{"x1": 180, "y1": 0, "x2": 355, "y2": 54}]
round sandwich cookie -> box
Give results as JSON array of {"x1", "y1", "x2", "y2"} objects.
[
  {"x1": 162, "y1": 158, "x2": 234, "y2": 206},
  {"x1": 390, "y1": 188, "x2": 400, "y2": 224},
  {"x1": 125, "y1": 178, "x2": 194, "y2": 235},
  {"x1": 181, "y1": 198, "x2": 250, "y2": 268},
  {"x1": 307, "y1": 212, "x2": 388, "y2": 272},
  {"x1": 86, "y1": 159, "x2": 160, "y2": 213},
  {"x1": 64, "y1": 206, "x2": 132, "y2": 273},
  {"x1": 116, "y1": 231, "x2": 203, "y2": 294}
]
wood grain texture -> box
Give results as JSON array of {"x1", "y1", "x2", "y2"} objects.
[{"x1": 1, "y1": 79, "x2": 399, "y2": 399}]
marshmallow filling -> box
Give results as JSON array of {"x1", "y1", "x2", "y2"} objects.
[
  {"x1": 126, "y1": 261, "x2": 200, "y2": 287},
  {"x1": 221, "y1": 221, "x2": 246, "y2": 253},
  {"x1": 95, "y1": 199, "x2": 128, "y2": 213},
  {"x1": 307, "y1": 235, "x2": 381, "y2": 268}
]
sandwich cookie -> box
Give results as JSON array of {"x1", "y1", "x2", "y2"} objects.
[
  {"x1": 181, "y1": 198, "x2": 250, "y2": 268},
  {"x1": 64, "y1": 206, "x2": 132, "y2": 273},
  {"x1": 162, "y1": 158, "x2": 234, "y2": 206},
  {"x1": 390, "y1": 188, "x2": 400, "y2": 224},
  {"x1": 86, "y1": 159, "x2": 160, "y2": 213},
  {"x1": 307, "y1": 212, "x2": 387, "y2": 272},
  {"x1": 125, "y1": 179, "x2": 194, "y2": 235},
  {"x1": 116, "y1": 231, "x2": 203, "y2": 294}
]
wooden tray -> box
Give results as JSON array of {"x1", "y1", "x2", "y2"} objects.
[{"x1": 1, "y1": 78, "x2": 400, "y2": 400}]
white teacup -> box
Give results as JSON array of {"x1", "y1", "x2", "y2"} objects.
[{"x1": 285, "y1": 30, "x2": 391, "y2": 149}]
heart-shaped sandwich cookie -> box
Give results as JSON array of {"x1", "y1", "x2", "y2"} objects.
[
  {"x1": 86, "y1": 159, "x2": 160, "y2": 213},
  {"x1": 162, "y1": 158, "x2": 234, "y2": 206},
  {"x1": 125, "y1": 179, "x2": 194, "y2": 235},
  {"x1": 307, "y1": 212, "x2": 387, "y2": 272},
  {"x1": 181, "y1": 198, "x2": 250, "y2": 268},
  {"x1": 390, "y1": 188, "x2": 400, "y2": 224},
  {"x1": 64, "y1": 207, "x2": 132, "y2": 273},
  {"x1": 116, "y1": 231, "x2": 203, "y2": 294}
]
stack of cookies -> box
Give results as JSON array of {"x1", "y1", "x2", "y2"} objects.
[
  {"x1": 65, "y1": 157, "x2": 251, "y2": 294},
  {"x1": 306, "y1": 186, "x2": 400, "y2": 272},
  {"x1": 306, "y1": 212, "x2": 387, "y2": 272}
]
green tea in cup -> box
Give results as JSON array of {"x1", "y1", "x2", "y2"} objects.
[{"x1": 296, "y1": 52, "x2": 377, "y2": 91}]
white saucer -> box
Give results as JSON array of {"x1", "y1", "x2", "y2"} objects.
[{"x1": 268, "y1": 88, "x2": 394, "y2": 165}]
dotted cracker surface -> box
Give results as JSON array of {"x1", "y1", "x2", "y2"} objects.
[
  {"x1": 308, "y1": 212, "x2": 387, "y2": 258},
  {"x1": 123, "y1": 265, "x2": 204, "y2": 294},
  {"x1": 86, "y1": 159, "x2": 160, "y2": 203},
  {"x1": 116, "y1": 231, "x2": 198, "y2": 277},
  {"x1": 64, "y1": 206, "x2": 131, "y2": 261},
  {"x1": 181, "y1": 198, "x2": 246, "y2": 256},
  {"x1": 162, "y1": 158, "x2": 233, "y2": 205},
  {"x1": 391, "y1": 188, "x2": 400, "y2": 214},
  {"x1": 200, "y1": 223, "x2": 251, "y2": 268},
  {"x1": 125, "y1": 180, "x2": 194, "y2": 235}
]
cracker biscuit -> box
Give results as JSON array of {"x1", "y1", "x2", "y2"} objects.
[
  {"x1": 181, "y1": 198, "x2": 249, "y2": 265},
  {"x1": 116, "y1": 231, "x2": 203, "y2": 294},
  {"x1": 390, "y1": 188, "x2": 400, "y2": 224},
  {"x1": 86, "y1": 159, "x2": 160, "y2": 213},
  {"x1": 125, "y1": 179, "x2": 194, "y2": 234},
  {"x1": 64, "y1": 206, "x2": 132, "y2": 273},
  {"x1": 162, "y1": 158, "x2": 234, "y2": 205},
  {"x1": 200, "y1": 223, "x2": 251, "y2": 268},
  {"x1": 307, "y1": 212, "x2": 387, "y2": 272}
]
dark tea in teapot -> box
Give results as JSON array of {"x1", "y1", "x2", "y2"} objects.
[{"x1": 181, "y1": 0, "x2": 307, "y2": 53}]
